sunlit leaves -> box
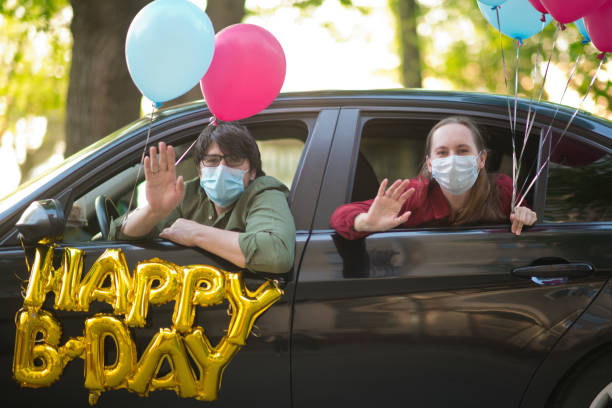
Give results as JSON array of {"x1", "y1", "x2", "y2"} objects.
[
  {"x1": 0, "y1": 0, "x2": 71, "y2": 188},
  {"x1": 415, "y1": 0, "x2": 611, "y2": 118}
]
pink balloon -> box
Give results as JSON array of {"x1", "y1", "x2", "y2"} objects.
[
  {"x1": 200, "y1": 24, "x2": 286, "y2": 121},
  {"x1": 584, "y1": 0, "x2": 612, "y2": 53},
  {"x1": 540, "y1": 0, "x2": 607, "y2": 24},
  {"x1": 527, "y1": 0, "x2": 548, "y2": 14}
]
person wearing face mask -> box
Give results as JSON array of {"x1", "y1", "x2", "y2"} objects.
[
  {"x1": 109, "y1": 122, "x2": 295, "y2": 274},
  {"x1": 330, "y1": 116, "x2": 537, "y2": 239}
]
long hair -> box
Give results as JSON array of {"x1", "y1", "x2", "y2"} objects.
[{"x1": 420, "y1": 116, "x2": 506, "y2": 225}]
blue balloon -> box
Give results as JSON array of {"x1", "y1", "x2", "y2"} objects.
[
  {"x1": 573, "y1": 18, "x2": 591, "y2": 43},
  {"x1": 478, "y1": 0, "x2": 552, "y2": 41},
  {"x1": 125, "y1": 0, "x2": 215, "y2": 104},
  {"x1": 478, "y1": 0, "x2": 508, "y2": 7}
]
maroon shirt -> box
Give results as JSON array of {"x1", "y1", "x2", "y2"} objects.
[{"x1": 330, "y1": 174, "x2": 514, "y2": 240}]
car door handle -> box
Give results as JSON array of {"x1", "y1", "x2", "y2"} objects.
[{"x1": 511, "y1": 263, "x2": 594, "y2": 279}]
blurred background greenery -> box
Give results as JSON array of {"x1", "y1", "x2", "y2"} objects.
[{"x1": 0, "y1": 0, "x2": 610, "y2": 198}]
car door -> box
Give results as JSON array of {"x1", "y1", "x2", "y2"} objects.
[
  {"x1": 0, "y1": 106, "x2": 339, "y2": 407},
  {"x1": 291, "y1": 106, "x2": 611, "y2": 408},
  {"x1": 519, "y1": 126, "x2": 612, "y2": 408}
]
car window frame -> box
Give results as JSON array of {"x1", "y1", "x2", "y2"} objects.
[
  {"x1": 537, "y1": 121, "x2": 612, "y2": 227},
  {"x1": 313, "y1": 106, "x2": 551, "y2": 232},
  {"x1": 0, "y1": 108, "x2": 338, "y2": 247}
]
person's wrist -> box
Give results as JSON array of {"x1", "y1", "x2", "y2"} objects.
[
  {"x1": 354, "y1": 213, "x2": 370, "y2": 232},
  {"x1": 143, "y1": 205, "x2": 171, "y2": 220}
]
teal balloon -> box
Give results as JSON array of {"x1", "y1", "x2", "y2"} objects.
[
  {"x1": 478, "y1": 0, "x2": 508, "y2": 6},
  {"x1": 573, "y1": 18, "x2": 590, "y2": 43},
  {"x1": 478, "y1": 0, "x2": 552, "y2": 41},
  {"x1": 125, "y1": 0, "x2": 215, "y2": 104}
]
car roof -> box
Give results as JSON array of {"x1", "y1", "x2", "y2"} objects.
[
  {"x1": 1, "y1": 89, "x2": 610, "y2": 223},
  {"x1": 166, "y1": 88, "x2": 611, "y2": 133}
]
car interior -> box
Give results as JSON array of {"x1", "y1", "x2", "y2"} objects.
[
  {"x1": 63, "y1": 120, "x2": 308, "y2": 242},
  {"x1": 60, "y1": 113, "x2": 611, "y2": 243},
  {"x1": 352, "y1": 117, "x2": 539, "y2": 212},
  {"x1": 543, "y1": 132, "x2": 612, "y2": 222}
]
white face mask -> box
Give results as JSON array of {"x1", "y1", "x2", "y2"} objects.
[{"x1": 431, "y1": 154, "x2": 480, "y2": 195}]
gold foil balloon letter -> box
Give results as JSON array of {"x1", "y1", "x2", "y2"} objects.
[
  {"x1": 78, "y1": 249, "x2": 132, "y2": 314},
  {"x1": 83, "y1": 316, "x2": 136, "y2": 393},
  {"x1": 13, "y1": 247, "x2": 284, "y2": 405},
  {"x1": 128, "y1": 328, "x2": 198, "y2": 398},
  {"x1": 225, "y1": 272, "x2": 283, "y2": 345},
  {"x1": 183, "y1": 327, "x2": 240, "y2": 401},
  {"x1": 172, "y1": 265, "x2": 225, "y2": 333},
  {"x1": 13, "y1": 310, "x2": 63, "y2": 387},
  {"x1": 126, "y1": 260, "x2": 179, "y2": 327},
  {"x1": 23, "y1": 246, "x2": 84, "y2": 312}
]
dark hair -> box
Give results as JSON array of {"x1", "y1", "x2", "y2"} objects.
[
  {"x1": 420, "y1": 116, "x2": 506, "y2": 225},
  {"x1": 193, "y1": 122, "x2": 264, "y2": 177}
]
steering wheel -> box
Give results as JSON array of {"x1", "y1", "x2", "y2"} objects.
[{"x1": 94, "y1": 195, "x2": 120, "y2": 240}]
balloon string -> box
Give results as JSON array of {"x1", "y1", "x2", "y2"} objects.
[
  {"x1": 511, "y1": 39, "x2": 520, "y2": 210},
  {"x1": 175, "y1": 138, "x2": 197, "y2": 166},
  {"x1": 516, "y1": 49, "x2": 582, "y2": 199},
  {"x1": 496, "y1": 6, "x2": 514, "y2": 136},
  {"x1": 537, "y1": 22, "x2": 560, "y2": 104},
  {"x1": 174, "y1": 116, "x2": 217, "y2": 166},
  {"x1": 516, "y1": 56, "x2": 604, "y2": 208},
  {"x1": 120, "y1": 104, "x2": 156, "y2": 234},
  {"x1": 19, "y1": 235, "x2": 30, "y2": 273},
  {"x1": 513, "y1": 39, "x2": 520, "y2": 135},
  {"x1": 519, "y1": 18, "x2": 553, "y2": 164},
  {"x1": 513, "y1": 22, "x2": 561, "y2": 202}
]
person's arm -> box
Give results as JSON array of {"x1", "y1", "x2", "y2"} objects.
[
  {"x1": 159, "y1": 220, "x2": 246, "y2": 267},
  {"x1": 159, "y1": 188, "x2": 296, "y2": 274},
  {"x1": 120, "y1": 142, "x2": 185, "y2": 238},
  {"x1": 331, "y1": 178, "x2": 415, "y2": 240},
  {"x1": 237, "y1": 189, "x2": 295, "y2": 274},
  {"x1": 330, "y1": 199, "x2": 375, "y2": 240}
]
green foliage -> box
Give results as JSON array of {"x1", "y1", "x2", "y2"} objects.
[
  {"x1": 246, "y1": 0, "x2": 370, "y2": 18},
  {"x1": 415, "y1": 0, "x2": 611, "y2": 119},
  {"x1": 0, "y1": 0, "x2": 72, "y2": 185},
  {"x1": 0, "y1": 0, "x2": 67, "y2": 28}
]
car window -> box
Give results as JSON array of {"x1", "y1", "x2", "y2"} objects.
[
  {"x1": 544, "y1": 134, "x2": 612, "y2": 223},
  {"x1": 258, "y1": 138, "x2": 304, "y2": 188},
  {"x1": 352, "y1": 117, "x2": 538, "y2": 219},
  {"x1": 63, "y1": 120, "x2": 307, "y2": 242}
]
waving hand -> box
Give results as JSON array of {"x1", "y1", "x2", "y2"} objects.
[
  {"x1": 143, "y1": 142, "x2": 185, "y2": 217},
  {"x1": 354, "y1": 179, "x2": 415, "y2": 233}
]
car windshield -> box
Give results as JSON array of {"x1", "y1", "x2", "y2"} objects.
[{"x1": 0, "y1": 125, "x2": 140, "y2": 217}]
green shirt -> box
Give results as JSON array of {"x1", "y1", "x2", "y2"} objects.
[{"x1": 109, "y1": 176, "x2": 295, "y2": 274}]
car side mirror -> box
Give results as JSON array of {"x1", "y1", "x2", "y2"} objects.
[{"x1": 15, "y1": 199, "x2": 66, "y2": 243}]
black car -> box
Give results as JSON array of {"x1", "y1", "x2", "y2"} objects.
[{"x1": 1, "y1": 90, "x2": 611, "y2": 408}]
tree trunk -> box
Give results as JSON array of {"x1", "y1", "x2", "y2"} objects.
[
  {"x1": 65, "y1": 0, "x2": 150, "y2": 156},
  {"x1": 64, "y1": 0, "x2": 247, "y2": 156},
  {"x1": 390, "y1": 0, "x2": 422, "y2": 88},
  {"x1": 166, "y1": 0, "x2": 246, "y2": 106}
]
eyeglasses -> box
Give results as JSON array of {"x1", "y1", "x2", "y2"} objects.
[{"x1": 201, "y1": 154, "x2": 246, "y2": 168}]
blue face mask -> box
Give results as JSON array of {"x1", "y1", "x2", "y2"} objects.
[{"x1": 200, "y1": 164, "x2": 246, "y2": 208}]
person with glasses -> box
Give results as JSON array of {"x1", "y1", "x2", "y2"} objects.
[{"x1": 110, "y1": 122, "x2": 295, "y2": 274}]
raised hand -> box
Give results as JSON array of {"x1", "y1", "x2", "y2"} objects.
[
  {"x1": 510, "y1": 206, "x2": 537, "y2": 236},
  {"x1": 143, "y1": 142, "x2": 185, "y2": 217},
  {"x1": 354, "y1": 178, "x2": 415, "y2": 232}
]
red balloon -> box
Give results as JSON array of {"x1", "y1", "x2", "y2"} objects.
[
  {"x1": 584, "y1": 0, "x2": 612, "y2": 53},
  {"x1": 527, "y1": 0, "x2": 548, "y2": 14},
  {"x1": 200, "y1": 24, "x2": 286, "y2": 121},
  {"x1": 540, "y1": 0, "x2": 607, "y2": 24}
]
